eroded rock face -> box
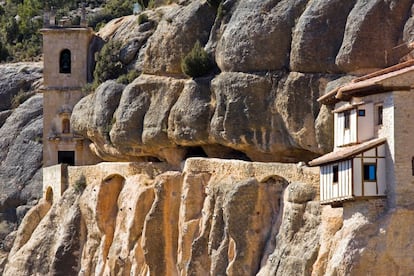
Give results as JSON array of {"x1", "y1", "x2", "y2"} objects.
[
  {"x1": 0, "y1": 62, "x2": 42, "y2": 113},
  {"x1": 74, "y1": 0, "x2": 414, "y2": 165},
  {"x1": 4, "y1": 191, "x2": 82, "y2": 276},
  {"x1": 5, "y1": 159, "x2": 414, "y2": 275},
  {"x1": 142, "y1": 1, "x2": 216, "y2": 75},
  {"x1": 3, "y1": 159, "x2": 322, "y2": 275},
  {"x1": 0, "y1": 95, "x2": 43, "y2": 246},
  {"x1": 6, "y1": 0, "x2": 414, "y2": 274},
  {"x1": 257, "y1": 182, "x2": 321, "y2": 275},
  {"x1": 0, "y1": 62, "x2": 43, "y2": 272},
  {"x1": 215, "y1": 0, "x2": 308, "y2": 72},
  {"x1": 290, "y1": 0, "x2": 357, "y2": 73},
  {"x1": 335, "y1": 0, "x2": 413, "y2": 72},
  {"x1": 74, "y1": 71, "x2": 335, "y2": 164}
]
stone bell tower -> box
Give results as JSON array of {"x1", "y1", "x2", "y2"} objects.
[{"x1": 40, "y1": 11, "x2": 98, "y2": 167}]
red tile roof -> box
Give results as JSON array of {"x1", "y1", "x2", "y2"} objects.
[{"x1": 318, "y1": 60, "x2": 414, "y2": 104}]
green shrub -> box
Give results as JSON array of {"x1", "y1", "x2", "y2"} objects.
[
  {"x1": 137, "y1": 13, "x2": 149, "y2": 25},
  {"x1": 88, "y1": 11, "x2": 114, "y2": 30},
  {"x1": 82, "y1": 82, "x2": 98, "y2": 94},
  {"x1": 217, "y1": 2, "x2": 225, "y2": 19},
  {"x1": 0, "y1": 41, "x2": 9, "y2": 62},
  {"x1": 74, "y1": 174, "x2": 87, "y2": 193},
  {"x1": 11, "y1": 90, "x2": 34, "y2": 109},
  {"x1": 207, "y1": 0, "x2": 222, "y2": 8},
  {"x1": 181, "y1": 41, "x2": 214, "y2": 78},
  {"x1": 147, "y1": 0, "x2": 156, "y2": 9},
  {"x1": 93, "y1": 40, "x2": 126, "y2": 86},
  {"x1": 71, "y1": 15, "x2": 81, "y2": 25},
  {"x1": 116, "y1": 70, "x2": 140, "y2": 84}
]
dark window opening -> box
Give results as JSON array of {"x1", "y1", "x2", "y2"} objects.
[
  {"x1": 344, "y1": 110, "x2": 350, "y2": 129},
  {"x1": 412, "y1": 157, "x2": 414, "y2": 176},
  {"x1": 60, "y1": 49, "x2": 71, "y2": 74},
  {"x1": 363, "y1": 164, "x2": 377, "y2": 181},
  {"x1": 58, "y1": 151, "x2": 75, "y2": 166},
  {"x1": 358, "y1": 109, "x2": 366, "y2": 117},
  {"x1": 377, "y1": 105, "x2": 383, "y2": 125},
  {"x1": 333, "y1": 165, "x2": 339, "y2": 183},
  {"x1": 62, "y1": 118, "x2": 70, "y2": 133}
]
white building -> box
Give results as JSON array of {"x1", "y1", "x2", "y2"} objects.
[{"x1": 310, "y1": 60, "x2": 414, "y2": 207}]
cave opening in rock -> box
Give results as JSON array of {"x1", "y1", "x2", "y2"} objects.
[
  {"x1": 184, "y1": 146, "x2": 208, "y2": 159},
  {"x1": 202, "y1": 145, "x2": 252, "y2": 161},
  {"x1": 222, "y1": 149, "x2": 252, "y2": 161}
]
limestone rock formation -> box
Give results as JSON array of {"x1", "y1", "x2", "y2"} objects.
[
  {"x1": 142, "y1": 1, "x2": 216, "y2": 75},
  {"x1": 290, "y1": 0, "x2": 356, "y2": 73},
  {"x1": 74, "y1": 71, "x2": 335, "y2": 164},
  {"x1": 72, "y1": 0, "x2": 414, "y2": 165},
  {"x1": 0, "y1": 62, "x2": 43, "y2": 255},
  {"x1": 4, "y1": 159, "x2": 414, "y2": 275},
  {"x1": 3, "y1": 159, "x2": 322, "y2": 275},
  {"x1": 215, "y1": 0, "x2": 308, "y2": 72},
  {"x1": 0, "y1": 62, "x2": 42, "y2": 114},
  {"x1": 335, "y1": 0, "x2": 413, "y2": 72},
  {"x1": 5, "y1": 0, "x2": 414, "y2": 275}
]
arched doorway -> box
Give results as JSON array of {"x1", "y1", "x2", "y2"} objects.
[{"x1": 45, "y1": 186, "x2": 54, "y2": 203}]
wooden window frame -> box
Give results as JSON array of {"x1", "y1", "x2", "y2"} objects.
[
  {"x1": 344, "y1": 110, "x2": 351, "y2": 130},
  {"x1": 376, "y1": 105, "x2": 383, "y2": 126},
  {"x1": 333, "y1": 165, "x2": 339, "y2": 183},
  {"x1": 358, "y1": 109, "x2": 366, "y2": 117},
  {"x1": 363, "y1": 163, "x2": 377, "y2": 182}
]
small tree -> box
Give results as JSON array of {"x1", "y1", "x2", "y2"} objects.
[
  {"x1": 181, "y1": 41, "x2": 214, "y2": 78},
  {"x1": 93, "y1": 40, "x2": 126, "y2": 86},
  {"x1": 4, "y1": 18, "x2": 19, "y2": 44},
  {"x1": 207, "y1": 0, "x2": 222, "y2": 8},
  {"x1": 0, "y1": 40, "x2": 9, "y2": 62}
]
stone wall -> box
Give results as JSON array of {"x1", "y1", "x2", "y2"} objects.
[
  {"x1": 42, "y1": 89, "x2": 99, "y2": 167},
  {"x1": 42, "y1": 164, "x2": 68, "y2": 203},
  {"x1": 392, "y1": 91, "x2": 414, "y2": 207}
]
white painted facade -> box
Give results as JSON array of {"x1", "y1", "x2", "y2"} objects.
[
  {"x1": 319, "y1": 144, "x2": 387, "y2": 204},
  {"x1": 320, "y1": 160, "x2": 353, "y2": 203},
  {"x1": 311, "y1": 60, "x2": 414, "y2": 208},
  {"x1": 334, "y1": 102, "x2": 376, "y2": 147},
  {"x1": 317, "y1": 94, "x2": 389, "y2": 205},
  {"x1": 310, "y1": 63, "x2": 414, "y2": 206}
]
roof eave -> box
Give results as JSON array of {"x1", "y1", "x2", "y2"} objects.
[{"x1": 308, "y1": 138, "x2": 387, "y2": 167}]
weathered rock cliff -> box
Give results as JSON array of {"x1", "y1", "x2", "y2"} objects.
[
  {"x1": 3, "y1": 159, "x2": 321, "y2": 275},
  {"x1": 3, "y1": 0, "x2": 414, "y2": 275},
  {"x1": 3, "y1": 160, "x2": 414, "y2": 275},
  {"x1": 0, "y1": 62, "x2": 43, "y2": 251},
  {"x1": 72, "y1": 0, "x2": 414, "y2": 166}
]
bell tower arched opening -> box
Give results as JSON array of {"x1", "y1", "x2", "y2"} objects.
[{"x1": 59, "y1": 49, "x2": 71, "y2": 74}]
